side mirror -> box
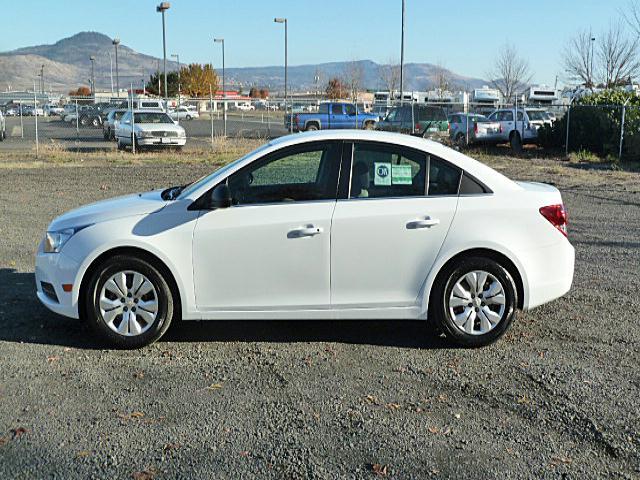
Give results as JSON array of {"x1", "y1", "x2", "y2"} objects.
[{"x1": 209, "y1": 184, "x2": 232, "y2": 209}]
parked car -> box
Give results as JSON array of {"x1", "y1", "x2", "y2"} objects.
[
  {"x1": 286, "y1": 102, "x2": 379, "y2": 131},
  {"x1": 376, "y1": 104, "x2": 449, "y2": 139},
  {"x1": 115, "y1": 110, "x2": 186, "y2": 151},
  {"x1": 486, "y1": 108, "x2": 548, "y2": 150},
  {"x1": 448, "y1": 113, "x2": 502, "y2": 146},
  {"x1": 235, "y1": 103, "x2": 255, "y2": 112},
  {"x1": 103, "y1": 109, "x2": 128, "y2": 140},
  {"x1": 0, "y1": 111, "x2": 6, "y2": 141},
  {"x1": 35, "y1": 130, "x2": 574, "y2": 349},
  {"x1": 79, "y1": 107, "x2": 104, "y2": 128},
  {"x1": 23, "y1": 105, "x2": 44, "y2": 116},
  {"x1": 169, "y1": 106, "x2": 199, "y2": 121},
  {"x1": 44, "y1": 104, "x2": 65, "y2": 116},
  {"x1": 4, "y1": 107, "x2": 17, "y2": 116}
]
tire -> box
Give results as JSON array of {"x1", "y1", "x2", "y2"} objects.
[
  {"x1": 103, "y1": 130, "x2": 109, "y2": 140},
  {"x1": 79, "y1": 116, "x2": 89, "y2": 127},
  {"x1": 116, "y1": 139, "x2": 124, "y2": 151},
  {"x1": 0, "y1": 130, "x2": 4, "y2": 141},
  {"x1": 363, "y1": 121, "x2": 374, "y2": 130},
  {"x1": 305, "y1": 123, "x2": 319, "y2": 131},
  {"x1": 84, "y1": 255, "x2": 174, "y2": 349},
  {"x1": 91, "y1": 117, "x2": 100, "y2": 127},
  {"x1": 455, "y1": 133, "x2": 466, "y2": 147},
  {"x1": 185, "y1": 115, "x2": 192, "y2": 121},
  {"x1": 429, "y1": 256, "x2": 517, "y2": 348},
  {"x1": 510, "y1": 131, "x2": 522, "y2": 153}
]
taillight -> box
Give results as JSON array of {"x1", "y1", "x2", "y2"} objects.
[
  {"x1": 415, "y1": 123, "x2": 421, "y2": 133},
  {"x1": 474, "y1": 122, "x2": 478, "y2": 134},
  {"x1": 539, "y1": 204, "x2": 568, "y2": 237},
  {"x1": 294, "y1": 114, "x2": 299, "y2": 126}
]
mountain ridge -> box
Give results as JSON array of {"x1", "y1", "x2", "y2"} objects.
[{"x1": 0, "y1": 32, "x2": 488, "y2": 93}]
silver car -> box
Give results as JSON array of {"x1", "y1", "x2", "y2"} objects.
[
  {"x1": 115, "y1": 110, "x2": 186, "y2": 152},
  {"x1": 103, "y1": 109, "x2": 128, "y2": 140}
]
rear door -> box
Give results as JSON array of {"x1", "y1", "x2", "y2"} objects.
[
  {"x1": 330, "y1": 141, "x2": 460, "y2": 310},
  {"x1": 329, "y1": 103, "x2": 346, "y2": 129}
]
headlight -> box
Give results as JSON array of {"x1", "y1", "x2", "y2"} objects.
[
  {"x1": 178, "y1": 129, "x2": 186, "y2": 138},
  {"x1": 138, "y1": 130, "x2": 153, "y2": 138},
  {"x1": 44, "y1": 225, "x2": 90, "y2": 253}
]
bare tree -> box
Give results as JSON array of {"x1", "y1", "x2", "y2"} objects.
[
  {"x1": 563, "y1": 30, "x2": 597, "y2": 88},
  {"x1": 487, "y1": 44, "x2": 531, "y2": 102},
  {"x1": 344, "y1": 60, "x2": 364, "y2": 102},
  {"x1": 433, "y1": 61, "x2": 452, "y2": 92},
  {"x1": 622, "y1": 0, "x2": 640, "y2": 36},
  {"x1": 598, "y1": 22, "x2": 640, "y2": 87},
  {"x1": 379, "y1": 59, "x2": 400, "y2": 94}
]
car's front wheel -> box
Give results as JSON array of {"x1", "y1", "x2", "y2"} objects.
[
  {"x1": 84, "y1": 255, "x2": 174, "y2": 348},
  {"x1": 430, "y1": 257, "x2": 517, "y2": 347}
]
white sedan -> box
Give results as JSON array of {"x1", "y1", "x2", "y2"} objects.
[
  {"x1": 35, "y1": 130, "x2": 574, "y2": 349},
  {"x1": 115, "y1": 110, "x2": 186, "y2": 151},
  {"x1": 169, "y1": 106, "x2": 199, "y2": 121}
]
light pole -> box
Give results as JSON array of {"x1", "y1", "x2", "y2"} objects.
[
  {"x1": 108, "y1": 52, "x2": 114, "y2": 94},
  {"x1": 590, "y1": 34, "x2": 596, "y2": 90},
  {"x1": 399, "y1": 0, "x2": 405, "y2": 104},
  {"x1": 90, "y1": 56, "x2": 96, "y2": 96},
  {"x1": 40, "y1": 64, "x2": 45, "y2": 95},
  {"x1": 274, "y1": 17, "x2": 289, "y2": 132},
  {"x1": 112, "y1": 38, "x2": 120, "y2": 97},
  {"x1": 156, "y1": 2, "x2": 170, "y2": 108},
  {"x1": 171, "y1": 53, "x2": 181, "y2": 121},
  {"x1": 214, "y1": 38, "x2": 226, "y2": 136}
]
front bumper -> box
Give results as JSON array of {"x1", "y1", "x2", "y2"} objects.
[
  {"x1": 138, "y1": 137, "x2": 187, "y2": 147},
  {"x1": 35, "y1": 242, "x2": 82, "y2": 319}
]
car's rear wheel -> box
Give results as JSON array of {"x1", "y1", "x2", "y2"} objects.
[
  {"x1": 305, "y1": 123, "x2": 319, "y2": 131},
  {"x1": 91, "y1": 117, "x2": 100, "y2": 127},
  {"x1": 85, "y1": 255, "x2": 174, "y2": 349},
  {"x1": 364, "y1": 121, "x2": 375, "y2": 130},
  {"x1": 455, "y1": 132, "x2": 466, "y2": 147},
  {"x1": 430, "y1": 257, "x2": 517, "y2": 347},
  {"x1": 185, "y1": 115, "x2": 192, "y2": 120}
]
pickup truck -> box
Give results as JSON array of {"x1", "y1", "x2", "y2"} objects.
[{"x1": 285, "y1": 102, "x2": 379, "y2": 132}]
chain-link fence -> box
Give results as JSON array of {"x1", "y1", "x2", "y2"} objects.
[{"x1": 0, "y1": 95, "x2": 637, "y2": 161}]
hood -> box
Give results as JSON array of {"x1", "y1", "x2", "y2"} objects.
[{"x1": 48, "y1": 189, "x2": 169, "y2": 231}]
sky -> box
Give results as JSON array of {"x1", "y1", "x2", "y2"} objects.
[{"x1": 0, "y1": 0, "x2": 632, "y2": 87}]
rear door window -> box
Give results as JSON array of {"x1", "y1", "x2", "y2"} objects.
[{"x1": 331, "y1": 104, "x2": 344, "y2": 115}]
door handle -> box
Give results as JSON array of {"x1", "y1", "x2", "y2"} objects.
[
  {"x1": 288, "y1": 225, "x2": 323, "y2": 238},
  {"x1": 406, "y1": 217, "x2": 440, "y2": 229}
]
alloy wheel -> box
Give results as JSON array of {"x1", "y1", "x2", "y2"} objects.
[
  {"x1": 99, "y1": 270, "x2": 158, "y2": 336},
  {"x1": 448, "y1": 270, "x2": 506, "y2": 335}
]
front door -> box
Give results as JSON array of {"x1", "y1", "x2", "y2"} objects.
[
  {"x1": 192, "y1": 141, "x2": 343, "y2": 311},
  {"x1": 331, "y1": 141, "x2": 460, "y2": 309}
]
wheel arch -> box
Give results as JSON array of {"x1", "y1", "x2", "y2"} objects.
[
  {"x1": 77, "y1": 246, "x2": 183, "y2": 322},
  {"x1": 304, "y1": 119, "x2": 321, "y2": 130},
  {"x1": 423, "y1": 247, "x2": 526, "y2": 316}
]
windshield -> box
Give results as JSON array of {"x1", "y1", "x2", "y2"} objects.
[
  {"x1": 134, "y1": 112, "x2": 173, "y2": 124},
  {"x1": 177, "y1": 143, "x2": 273, "y2": 200},
  {"x1": 526, "y1": 110, "x2": 547, "y2": 121}
]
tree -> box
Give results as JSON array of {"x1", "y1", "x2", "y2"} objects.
[
  {"x1": 433, "y1": 62, "x2": 452, "y2": 92},
  {"x1": 562, "y1": 30, "x2": 597, "y2": 88},
  {"x1": 598, "y1": 22, "x2": 640, "y2": 88},
  {"x1": 69, "y1": 86, "x2": 91, "y2": 97},
  {"x1": 623, "y1": 0, "x2": 640, "y2": 36},
  {"x1": 325, "y1": 77, "x2": 347, "y2": 99},
  {"x1": 249, "y1": 87, "x2": 260, "y2": 98},
  {"x1": 487, "y1": 44, "x2": 532, "y2": 102},
  {"x1": 259, "y1": 88, "x2": 269, "y2": 99},
  {"x1": 379, "y1": 59, "x2": 400, "y2": 94},
  {"x1": 344, "y1": 60, "x2": 364, "y2": 102},
  {"x1": 145, "y1": 71, "x2": 179, "y2": 97},
  {"x1": 179, "y1": 63, "x2": 219, "y2": 97}
]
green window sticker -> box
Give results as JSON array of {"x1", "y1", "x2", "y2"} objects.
[
  {"x1": 374, "y1": 162, "x2": 392, "y2": 186},
  {"x1": 392, "y1": 164, "x2": 412, "y2": 184}
]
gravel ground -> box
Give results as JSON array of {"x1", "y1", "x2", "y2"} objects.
[{"x1": 0, "y1": 156, "x2": 638, "y2": 479}]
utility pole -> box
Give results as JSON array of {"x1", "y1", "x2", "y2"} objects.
[
  {"x1": 399, "y1": 0, "x2": 405, "y2": 104},
  {"x1": 214, "y1": 38, "x2": 226, "y2": 136},
  {"x1": 90, "y1": 56, "x2": 96, "y2": 96},
  {"x1": 156, "y1": 2, "x2": 170, "y2": 108},
  {"x1": 274, "y1": 18, "x2": 289, "y2": 132},
  {"x1": 171, "y1": 53, "x2": 181, "y2": 120},
  {"x1": 112, "y1": 38, "x2": 120, "y2": 97}
]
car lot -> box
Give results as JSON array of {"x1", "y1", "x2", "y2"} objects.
[
  {"x1": 0, "y1": 115, "x2": 289, "y2": 152},
  {"x1": 0, "y1": 154, "x2": 638, "y2": 478}
]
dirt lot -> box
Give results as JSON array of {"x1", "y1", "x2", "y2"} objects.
[{"x1": 0, "y1": 150, "x2": 638, "y2": 479}]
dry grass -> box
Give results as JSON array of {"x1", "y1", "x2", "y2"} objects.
[{"x1": 0, "y1": 136, "x2": 263, "y2": 169}]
